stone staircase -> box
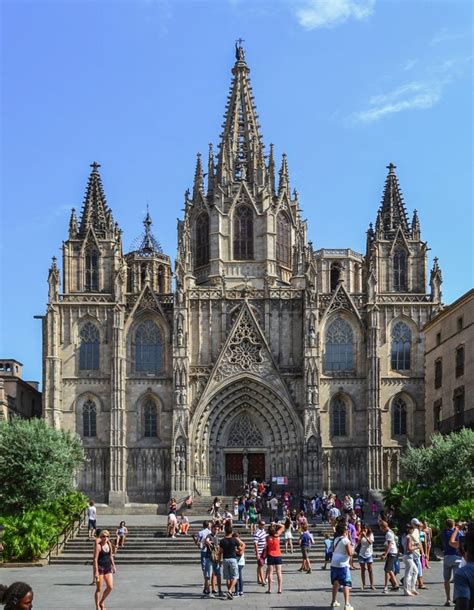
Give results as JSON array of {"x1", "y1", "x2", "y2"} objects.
[{"x1": 50, "y1": 520, "x2": 385, "y2": 566}]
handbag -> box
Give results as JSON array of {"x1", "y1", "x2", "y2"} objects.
[{"x1": 210, "y1": 543, "x2": 220, "y2": 563}]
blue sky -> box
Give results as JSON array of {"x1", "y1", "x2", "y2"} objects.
[{"x1": 1, "y1": 0, "x2": 472, "y2": 385}]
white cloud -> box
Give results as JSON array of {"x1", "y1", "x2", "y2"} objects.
[
  {"x1": 351, "y1": 56, "x2": 471, "y2": 124},
  {"x1": 403, "y1": 59, "x2": 418, "y2": 71},
  {"x1": 296, "y1": 0, "x2": 375, "y2": 29}
]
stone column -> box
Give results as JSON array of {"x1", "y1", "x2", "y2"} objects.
[
  {"x1": 108, "y1": 305, "x2": 128, "y2": 506},
  {"x1": 367, "y1": 305, "x2": 382, "y2": 491}
]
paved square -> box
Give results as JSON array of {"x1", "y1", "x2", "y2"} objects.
[{"x1": 2, "y1": 558, "x2": 451, "y2": 609}]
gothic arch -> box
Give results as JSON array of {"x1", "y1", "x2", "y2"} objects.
[
  {"x1": 134, "y1": 392, "x2": 162, "y2": 441},
  {"x1": 386, "y1": 391, "x2": 416, "y2": 441},
  {"x1": 191, "y1": 377, "x2": 303, "y2": 486},
  {"x1": 389, "y1": 316, "x2": 417, "y2": 372},
  {"x1": 327, "y1": 392, "x2": 353, "y2": 440},
  {"x1": 322, "y1": 313, "x2": 362, "y2": 374},
  {"x1": 74, "y1": 392, "x2": 107, "y2": 444}
]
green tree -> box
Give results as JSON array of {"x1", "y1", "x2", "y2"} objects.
[
  {"x1": 400, "y1": 428, "x2": 474, "y2": 501},
  {"x1": 0, "y1": 417, "x2": 85, "y2": 514}
]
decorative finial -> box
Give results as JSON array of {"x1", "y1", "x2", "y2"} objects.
[
  {"x1": 386, "y1": 162, "x2": 396, "y2": 174},
  {"x1": 90, "y1": 161, "x2": 101, "y2": 172},
  {"x1": 235, "y1": 38, "x2": 245, "y2": 61}
]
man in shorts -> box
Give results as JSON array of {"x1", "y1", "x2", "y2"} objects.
[
  {"x1": 193, "y1": 520, "x2": 211, "y2": 595},
  {"x1": 380, "y1": 520, "x2": 400, "y2": 593},
  {"x1": 253, "y1": 520, "x2": 267, "y2": 585},
  {"x1": 219, "y1": 522, "x2": 241, "y2": 600},
  {"x1": 204, "y1": 522, "x2": 223, "y2": 598}
]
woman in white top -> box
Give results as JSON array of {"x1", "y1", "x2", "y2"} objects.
[
  {"x1": 330, "y1": 522, "x2": 354, "y2": 610},
  {"x1": 358, "y1": 525, "x2": 375, "y2": 590}
]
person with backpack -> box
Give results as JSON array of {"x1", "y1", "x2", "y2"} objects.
[{"x1": 203, "y1": 522, "x2": 223, "y2": 598}]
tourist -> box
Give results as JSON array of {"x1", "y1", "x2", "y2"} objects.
[
  {"x1": 329, "y1": 521, "x2": 354, "y2": 610},
  {"x1": 371, "y1": 501, "x2": 378, "y2": 518},
  {"x1": 203, "y1": 522, "x2": 222, "y2": 598},
  {"x1": 402, "y1": 523, "x2": 419, "y2": 597},
  {"x1": 168, "y1": 497, "x2": 177, "y2": 514},
  {"x1": 93, "y1": 530, "x2": 115, "y2": 610},
  {"x1": 298, "y1": 523, "x2": 314, "y2": 573},
  {"x1": 265, "y1": 522, "x2": 285, "y2": 594},
  {"x1": 210, "y1": 497, "x2": 221, "y2": 518},
  {"x1": 380, "y1": 520, "x2": 400, "y2": 593},
  {"x1": 269, "y1": 495, "x2": 278, "y2": 522},
  {"x1": 87, "y1": 500, "x2": 97, "y2": 540},
  {"x1": 233, "y1": 497, "x2": 239, "y2": 518},
  {"x1": 443, "y1": 519, "x2": 463, "y2": 606},
  {"x1": 238, "y1": 495, "x2": 246, "y2": 522},
  {"x1": 222, "y1": 505, "x2": 233, "y2": 522},
  {"x1": 283, "y1": 516, "x2": 294, "y2": 554},
  {"x1": 248, "y1": 500, "x2": 258, "y2": 534},
  {"x1": 115, "y1": 521, "x2": 128, "y2": 550},
  {"x1": 322, "y1": 533, "x2": 333, "y2": 570},
  {"x1": 358, "y1": 524, "x2": 375, "y2": 590},
  {"x1": 342, "y1": 494, "x2": 353, "y2": 515},
  {"x1": 167, "y1": 511, "x2": 178, "y2": 538},
  {"x1": 453, "y1": 530, "x2": 474, "y2": 610},
  {"x1": 328, "y1": 503, "x2": 341, "y2": 526},
  {"x1": 354, "y1": 494, "x2": 364, "y2": 520},
  {"x1": 253, "y1": 520, "x2": 268, "y2": 586},
  {"x1": 192, "y1": 520, "x2": 211, "y2": 595},
  {"x1": 178, "y1": 513, "x2": 189, "y2": 535},
  {"x1": 347, "y1": 515, "x2": 358, "y2": 570},
  {"x1": 232, "y1": 531, "x2": 246, "y2": 597},
  {"x1": 218, "y1": 522, "x2": 241, "y2": 600},
  {"x1": 297, "y1": 510, "x2": 308, "y2": 532},
  {"x1": 411, "y1": 518, "x2": 427, "y2": 590},
  {"x1": 421, "y1": 520, "x2": 432, "y2": 568},
  {"x1": 0, "y1": 582, "x2": 33, "y2": 610}
]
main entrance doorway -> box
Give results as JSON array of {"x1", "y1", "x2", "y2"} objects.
[{"x1": 225, "y1": 453, "x2": 265, "y2": 495}]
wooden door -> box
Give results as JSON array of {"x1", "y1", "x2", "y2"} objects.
[
  {"x1": 225, "y1": 453, "x2": 243, "y2": 496},
  {"x1": 248, "y1": 453, "x2": 265, "y2": 482}
]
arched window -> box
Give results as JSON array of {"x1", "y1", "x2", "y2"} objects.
[
  {"x1": 143, "y1": 400, "x2": 158, "y2": 437},
  {"x1": 391, "y1": 321, "x2": 411, "y2": 371},
  {"x1": 195, "y1": 213, "x2": 210, "y2": 267},
  {"x1": 332, "y1": 397, "x2": 347, "y2": 437},
  {"x1": 330, "y1": 263, "x2": 341, "y2": 291},
  {"x1": 393, "y1": 249, "x2": 407, "y2": 291},
  {"x1": 140, "y1": 263, "x2": 147, "y2": 288},
  {"x1": 83, "y1": 399, "x2": 97, "y2": 437},
  {"x1": 85, "y1": 248, "x2": 99, "y2": 291},
  {"x1": 79, "y1": 322, "x2": 100, "y2": 370},
  {"x1": 157, "y1": 266, "x2": 164, "y2": 293},
  {"x1": 135, "y1": 320, "x2": 162, "y2": 374},
  {"x1": 324, "y1": 318, "x2": 354, "y2": 372},
  {"x1": 393, "y1": 397, "x2": 407, "y2": 435},
  {"x1": 233, "y1": 205, "x2": 254, "y2": 260},
  {"x1": 276, "y1": 212, "x2": 291, "y2": 267}
]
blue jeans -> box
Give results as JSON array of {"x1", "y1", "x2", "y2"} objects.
[{"x1": 237, "y1": 565, "x2": 244, "y2": 593}]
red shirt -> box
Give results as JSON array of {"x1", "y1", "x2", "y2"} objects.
[{"x1": 267, "y1": 535, "x2": 282, "y2": 557}]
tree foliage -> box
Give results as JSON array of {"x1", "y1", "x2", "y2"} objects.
[
  {"x1": 400, "y1": 428, "x2": 474, "y2": 499},
  {"x1": 0, "y1": 418, "x2": 85, "y2": 513}
]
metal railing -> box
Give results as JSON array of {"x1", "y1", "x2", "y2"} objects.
[
  {"x1": 439, "y1": 409, "x2": 474, "y2": 434},
  {"x1": 42, "y1": 507, "x2": 87, "y2": 564}
]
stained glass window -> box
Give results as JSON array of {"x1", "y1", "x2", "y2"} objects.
[
  {"x1": 135, "y1": 320, "x2": 162, "y2": 374},
  {"x1": 79, "y1": 322, "x2": 100, "y2": 370},
  {"x1": 195, "y1": 213, "x2": 210, "y2": 267},
  {"x1": 85, "y1": 249, "x2": 99, "y2": 291},
  {"x1": 144, "y1": 400, "x2": 158, "y2": 437},
  {"x1": 276, "y1": 212, "x2": 291, "y2": 267},
  {"x1": 332, "y1": 397, "x2": 346, "y2": 437},
  {"x1": 83, "y1": 399, "x2": 97, "y2": 437},
  {"x1": 393, "y1": 397, "x2": 407, "y2": 435},
  {"x1": 233, "y1": 206, "x2": 253, "y2": 260},
  {"x1": 393, "y1": 249, "x2": 407, "y2": 291},
  {"x1": 391, "y1": 322, "x2": 411, "y2": 370},
  {"x1": 324, "y1": 318, "x2": 354, "y2": 372}
]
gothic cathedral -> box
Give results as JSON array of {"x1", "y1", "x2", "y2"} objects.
[{"x1": 43, "y1": 45, "x2": 443, "y2": 505}]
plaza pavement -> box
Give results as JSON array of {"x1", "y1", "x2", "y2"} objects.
[{"x1": 2, "y1": 555, "x2": 451, "y2": 609}]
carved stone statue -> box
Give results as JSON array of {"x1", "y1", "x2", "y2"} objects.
[
  {"x1": 308, "y1": 326, "x2": 316, "y2": 347},
  {"x1": 177, "y1": 327, "x2": 184, "y2": 347}
]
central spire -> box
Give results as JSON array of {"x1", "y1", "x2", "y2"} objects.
[{"x1": 216, "y1": 42, "x2": 266, "y2": 187}]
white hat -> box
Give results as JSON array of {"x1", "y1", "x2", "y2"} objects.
[{"x1": 411, "y1": 518, "x2": 421, "y2": 526}]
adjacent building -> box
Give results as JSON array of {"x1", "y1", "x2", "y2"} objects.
[
  {"x1": 424, "y1": 289, "x2": 473, "y2": 437},
  {"x1": 0, "y1": 359, "x2": 42, "y2": 420},
  {"x1": 42, "y1": 44, "x2": 443, "y2": 506}
]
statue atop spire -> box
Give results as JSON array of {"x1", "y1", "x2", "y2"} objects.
[{"x1": 235, "y1": 38, "x2": 246, "y2": 62}]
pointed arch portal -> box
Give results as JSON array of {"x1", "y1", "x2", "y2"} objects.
[{"x1": 191, "y1": 377, "x2": 303, "y2": 495}]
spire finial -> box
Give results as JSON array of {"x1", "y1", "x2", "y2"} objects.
[
  {"x1": 387, "y1": 162, "x2": 397, "y2": 174},
  {"x1": 90, "y1": 161, "x2": 101, "y2": 173},
  {"x1": 235, "y1": 38, "x2": 245, "y2": 61}
]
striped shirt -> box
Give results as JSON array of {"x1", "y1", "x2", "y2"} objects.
[{"x1": 253, "y1": 528, "x2": 267, "y2": 554}]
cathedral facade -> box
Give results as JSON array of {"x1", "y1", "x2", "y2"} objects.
[{"x1": 42, "y1": 45, "x2": 443, "y2": 505}]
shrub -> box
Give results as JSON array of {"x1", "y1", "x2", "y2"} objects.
[
  {"x1": 1, "y1": 491, "x2": 88, "y2": 561},
  {"x1": 0, "y1": 418, "x2": 85, "y2": 514}
]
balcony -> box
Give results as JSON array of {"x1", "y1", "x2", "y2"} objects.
[{"x1": 439, "y1": 408, "x2": 474, "y2": 434}]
